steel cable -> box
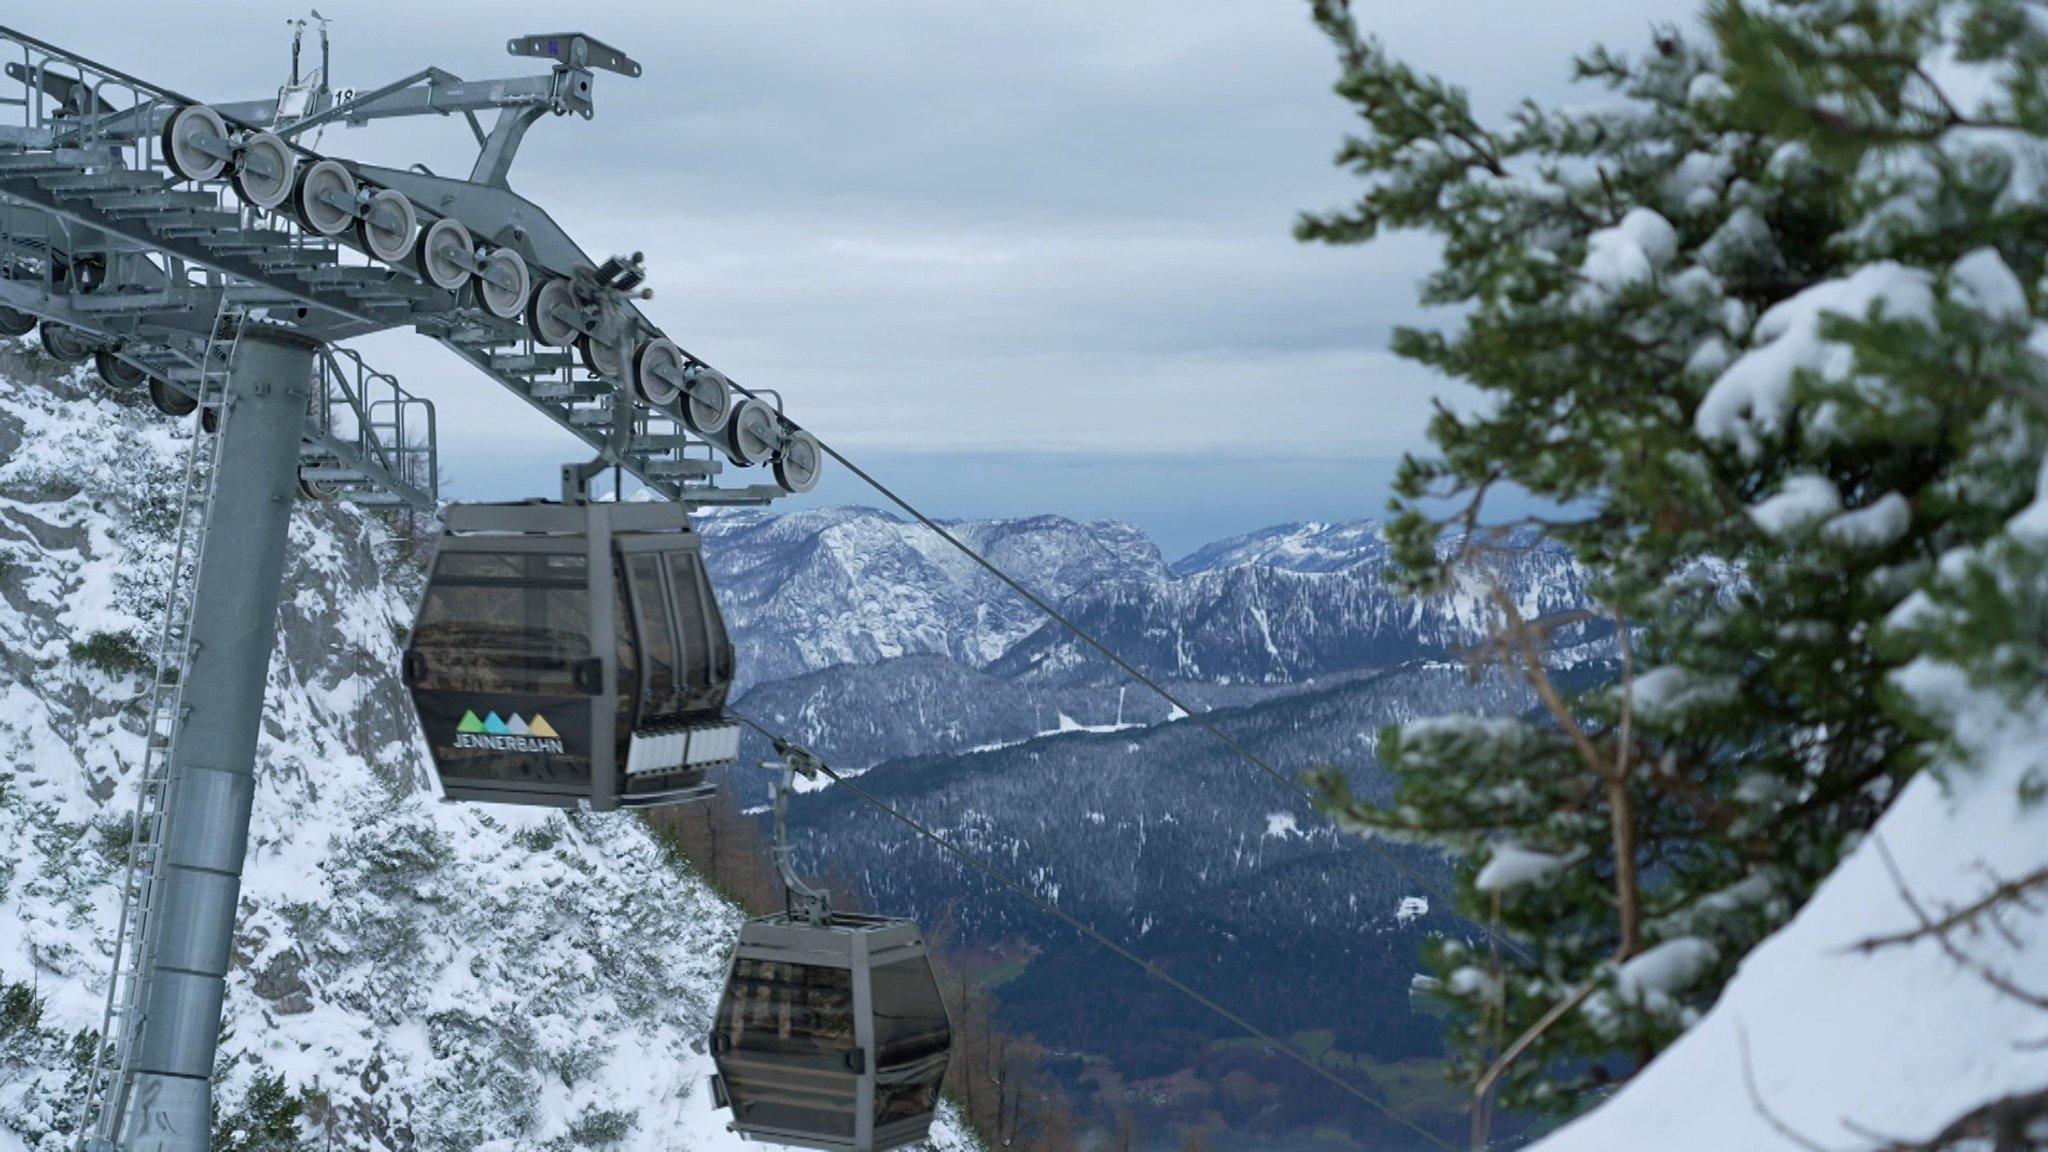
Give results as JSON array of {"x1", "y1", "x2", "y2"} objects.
[{"x1": 729, "y1": 398, "x2": 1533, "y2": 964}]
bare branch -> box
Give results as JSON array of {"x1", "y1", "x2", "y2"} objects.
[
  {"x1": 1455, "y1": 607, "x2": 1604, "y2": 668},
  {"x1": 1471, "y1": 978, "x2": 1599, "y2": 1106},
  {"x1": 1457, "y1": 576, "x2": 1647, "y2": 1099},
  {"x1": 1613, "y1": 606, "x2": 1635, "y2": 783},
  {"x1": 1842, "y1": 1086, "x2": 2048, "y2": 1152},
  {"x1": 1610, "y1": 606, "x2": 1641, "y2": 959},
  {"x1": 1488, "y1": 584, "x2": 1610, "y2": 778},
  {"x1": 1474, "y1": 886, "x2": 1506, "y2": 1152},
  {"x1": 1870, "y1": 839, "x2": 2048, "y2": 1011},
  {"x1": 1851, "y1": 865, "x2": 2048, "y2": 954},
  {"x1": 1736, "y1": 1019, "x2": 1851, "y2": 1152}
]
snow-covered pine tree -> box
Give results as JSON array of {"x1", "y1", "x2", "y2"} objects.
[{"x1": 1300, "y1": 0, "x2": 2048, "y2": 1116}]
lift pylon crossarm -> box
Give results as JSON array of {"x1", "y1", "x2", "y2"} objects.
[{"x1": 0, "y1": 22, "x2": 818, "y2": 509}]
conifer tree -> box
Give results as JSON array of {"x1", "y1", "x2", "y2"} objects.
[{"x1": 1300, "y1": 0, "x2": 2048, "y2": 1116}]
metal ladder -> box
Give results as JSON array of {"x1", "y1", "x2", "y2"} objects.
[{"x1": 75, "y1": 299, "x2": 245, "y2": 1152}]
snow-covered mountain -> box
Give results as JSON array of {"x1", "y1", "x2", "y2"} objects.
[
  {"x1": 703, "y1": 508, "x2": 1595, "y2": 694},
  {"x1": 0, "y1": 342, "x2": 1600, "y2": 1152},
  {"x1": 697, "y1": 508, "x2": 1168, "y2": 692},
  {"x1": 986, "y1": 544, "x2": 1593, "y2": 688},
  {"x1": 0, "y1": 348, "x2": 969, "y2": 1152},
  {"x1": 1171, "y1": 520, "x2": 1394, "y2": 576}
]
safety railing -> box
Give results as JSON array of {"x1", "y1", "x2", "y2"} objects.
[{"x1": 309, "y1": 343, "x2": 438, "y2": 505}]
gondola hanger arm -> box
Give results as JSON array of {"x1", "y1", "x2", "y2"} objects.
[{"x1": 765, "y1": 748, "x2": 832, "y2": 925}]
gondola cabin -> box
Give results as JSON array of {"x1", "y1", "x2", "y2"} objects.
[
  {"x1": 711, "y1": 914, "x2": 953, "y2": 1152},
  {"x1": 402, "y1": 500, "x2": 738, "y2": 809}
]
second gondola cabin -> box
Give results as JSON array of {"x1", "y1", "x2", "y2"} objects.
[
  {"x1": 402, "y1": 500, "x2": 739, "y2": 809},
  {"x1": 711, "y1": 913, "x2": 952, "y2": 1152}
]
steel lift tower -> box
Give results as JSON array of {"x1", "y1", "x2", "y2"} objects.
[{"x1": 0, "y1": 24, "x2": 820, "y2": 1151}]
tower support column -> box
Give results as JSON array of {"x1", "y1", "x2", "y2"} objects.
[{"x1": 123, "y1": 328, "x2": 313, "y2": 1152}]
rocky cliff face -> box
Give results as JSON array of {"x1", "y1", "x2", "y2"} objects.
[{"x1": 0, "y1": 346, "x2": 968, "y2": 1152}]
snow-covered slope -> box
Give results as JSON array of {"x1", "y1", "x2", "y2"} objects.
[
  {"x1": 1528, "y1": 648, "x2": 2048, "y2": 1150},
  {"x1": 0, "y1": 349, "x2": 969, "y2": 1151}
]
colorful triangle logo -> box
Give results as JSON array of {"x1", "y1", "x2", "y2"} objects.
[
  {"x1": 483, "y1": 712, "x2": 509, "y2": 735},
  {"x1": 506, "y1": 714, "x2": 531, "y2": 737},
  {"x1": 528, "y1": 714, "x2": 560, "y2": 739},
  {"x1": 457, "y1": 711, "x2": 486, "y2": 734}
]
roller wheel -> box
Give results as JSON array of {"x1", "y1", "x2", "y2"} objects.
[
  {"x1": 472, "y1": 247, "x2": 530, "y2": 320},
  {"x1": 162, "y1": 104, "x2": 228, "y2": 182},
  {"x1": 231, "y1": 131, "x2": 295, "y2": 210},
  {"x1": 526, "y1": 277, "x2": 580, "y2": 347},
  {"x1": 632, "y1": 337, "x2": 685, "y2": 405},
  {"x1": 298, "y1": 473, "x2": 338, "y2": 501},
  {"x1": 0, "y1": 305, "x2": 35, "y2": 337},
  {"x1": 93, "y1": 349, "x2": 147, "y2": 392},
  {"x1": 354, "y1": 188, "x2": 416, "y2": 264},
  {"x1": 292, "y1": 158, "x2": 356, "y2": 236},
  {"x1": 200, "y1": 405, "x2": 220, "y2": 434},
  {"x1": 680, "y1": 367, "x2": 732, "y2": 436},
  {"x1": 577, "y1": 326, "x2": 630, "y2": 381},
  {"x1": 725, "y1": 398, "x2": 780, "y2": 468},
  {"x1": 38, "y1": 322, "x2": 92, "y2": 363},
  {"x1": 773, "y1": 429, "x2": 824, "y2": 494},
  {"x1": 415, "y1": 217, "x2": 473, "y2": 292},
  {"x1": 148, "y1": 378, "x2": 198, "y2": 418}
]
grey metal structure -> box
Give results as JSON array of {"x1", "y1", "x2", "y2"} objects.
[
  {"x1": 402, "y1": 499, "x2": 742, "y2": 810},
  {"x1": 118, "y1": 326, "x2": 316, "y2": 1152},
  {"x1": 82, "y1": 297, "x2": 244, "y2": 1152},
  {"x1": 708, "y1": 758, "x2": 953, "y2": 1152},
  {"x1": 0, "y1": 25, "x2": 820, "y2": 509},
  {"x1": 0, "y1": 21, "x2": 821, "y2": 1151}
]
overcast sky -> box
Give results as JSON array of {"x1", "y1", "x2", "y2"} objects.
[{"x1": 23, "y1": 0, "x2": 1697, "y2": 558}]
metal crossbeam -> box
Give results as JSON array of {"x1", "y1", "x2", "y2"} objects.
[{"x1": 0, "y1": 22, "x2": 803, "y2": 510}]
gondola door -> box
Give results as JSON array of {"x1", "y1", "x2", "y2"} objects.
[{"x1": 615, "y1": 534, "x2": 732, "y2": 722}]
